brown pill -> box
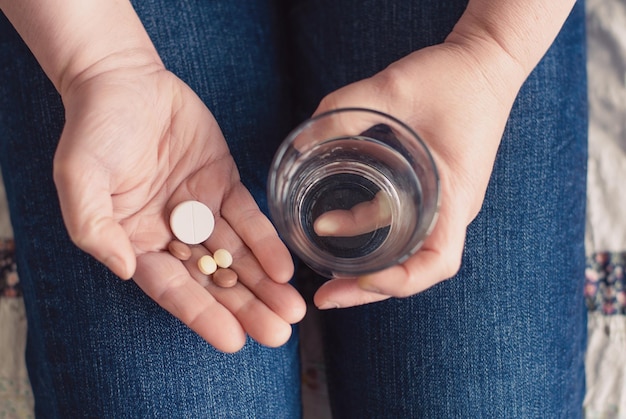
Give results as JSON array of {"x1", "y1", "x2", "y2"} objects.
[
  {"x1": 168, "y1": 240, "x2": 192, "y2": 261},
  {"x1": 212, "y1": 268, "x2": 238, "y2": 288}
]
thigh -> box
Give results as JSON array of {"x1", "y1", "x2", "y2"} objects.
[
  {"x1": 290, "y1": 1, "x2": 588, "y2": 417},
  {"x1": 0, "y1": 1, "x2": 299, "y2": 417}
]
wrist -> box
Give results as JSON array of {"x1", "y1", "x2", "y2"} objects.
[
  {"x1": 0, "y1": 0, "x2": 163, "y2": 96},
  {"x1": 59, "y1": 47, "x2": 165, "y2": 99},
  {"x1": 443, "y1": 28, "x2": 527, "y2": 109},
  {"x1": 445, "y1": 0, "x2": 576, "y2": 83}
]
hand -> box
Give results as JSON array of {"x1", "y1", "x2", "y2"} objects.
[
  {"x1": 53, "y1": 56, "x2": 306, "y2": 352},
  {"x1": 312, "y1": 39, "x2": 525, "y2": 309},
  {"x1": 314, "y1": 191, "x2": 392, "y2": 237}
]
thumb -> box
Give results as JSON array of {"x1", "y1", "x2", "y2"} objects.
[{"x1": 54, "y1": 157, "x2": 136, "y2": 279}]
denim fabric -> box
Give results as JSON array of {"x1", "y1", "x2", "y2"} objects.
[
  {"x1": 300, "y1": 1, "x2": 588, "y2": 418},
  {"x1": 0, "y1": 0, "x2": 587, "y2": 418}
]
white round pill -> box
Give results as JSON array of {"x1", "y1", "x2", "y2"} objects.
[{"x1": 169, "y1": 200, "x2": 215, "y2": 245}]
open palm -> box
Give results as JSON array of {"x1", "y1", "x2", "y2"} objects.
[{"x1": 53, "y1": 65, "x2": 305, "y2": 352}]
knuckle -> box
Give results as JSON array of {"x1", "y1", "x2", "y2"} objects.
[
  {"x1": 317, "y1": 93, "x2": 341, "y2": 113},
  {"x1": 441, "y1": 253, "x2": 463, "y2": 279},
  {"x1": 371, "y1": 65, "x2": 412, "y2": 102},
  {"x1": 68, "y1": 217, "x2": 103, "y2": 252},
  {"x1": 68, "y1": 224, "x2": 94, "y2": 251}
]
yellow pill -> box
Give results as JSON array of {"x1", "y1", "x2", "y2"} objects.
[
  {"x1": 213, "y1": 248, "x2": 233, "y2": 269},
  {"x1": 197, "y1": 255, "x2": 217, "y2": 275}
]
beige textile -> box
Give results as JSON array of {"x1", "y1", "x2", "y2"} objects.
[
  {"x1": 584, "y1": 0, "x2": 626, "y2": 417},
  {"x1": 0, "y1": 170, "x2": 33, "y2": 419}
]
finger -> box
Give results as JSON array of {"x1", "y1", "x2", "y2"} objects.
[
  {"x1": 356, "y1": 212, "x2": 466, "y2": 297},
  {"x1": 314, "y1": 190, "x2": 392, "y2": 237},
  {"x1": 233, "y1": 266, "x2": 306, "y2": 326},
  {"x1": 186, "y1": 242, "x2": 305, "y2": 326},
  {"x1": 171, "y1": 162, "x2": 295, "y2": 284},
  {"x1": 356, "y1": 249, "x2": 454, "y2": 297},
  {"x1": 219, "y1": 183, "x2": 294, "y2": 283},
  {"x1": 289, "y1": 106, "x2": 393, "y2": 156},
  {"x1": 203, "y1": 219, "x2": 305, "y2": 324},
  {"x1": 54, "y1": 160, "x2": 136, "y2": 279},
  {"x1": 134, "y1": 251, "x2": 247, "y2": 353},
  {"x1": 313, "y1": 277, "x2": 391, "y2": 309},
  {"x1": 167, "y1": 174, "x2": 304, "y2": 323},
  {"x1": 206, "y1": 280, "x2": 295, "y2": 348},
  {"x1": 183, "y1": 246, "x2": 296, "y2": 347}
]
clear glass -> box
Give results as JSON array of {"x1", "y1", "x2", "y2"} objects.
[{"x1": 268, "y1": 108, "x2": 439, "y2": 278}]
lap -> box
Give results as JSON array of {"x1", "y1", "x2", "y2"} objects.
[
  {"x1": 0, "y1": 0, "x2": 588, "y2": 416},
  {"x1": 0, "y1": 2, "x2": 299, "y2": 417}
]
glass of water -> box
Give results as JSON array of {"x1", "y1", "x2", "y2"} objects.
[{"x1": 267, "y1": 108, "x2": 439, "y2": 278}]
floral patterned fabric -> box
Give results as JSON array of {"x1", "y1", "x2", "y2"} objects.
[
  {"x1": 583, "y1": 0, "x2": 626, "y2": 416},
  {"x1": 586, "y1": 252, "x2": 626, "y2": 316},
  {"x1": 1, "y1": 239, "x2": 19, "y2": 298},
  {"x1": 0, "y1": 239, "x2": 33, "y2": 419}
]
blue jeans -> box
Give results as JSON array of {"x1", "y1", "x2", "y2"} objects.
[{"x1": 0, "y1": 0, "x2": 587, "y2": 417}]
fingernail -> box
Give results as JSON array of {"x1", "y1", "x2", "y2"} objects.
[
  {"x1": 313, "y1": 217, "x2": 339, "y2": 236},
  {"x1": 317, "y1": 301, "x2": 340, "y2": 310},
  {"x1": 358, "y1": 280, "x2": 381, "y2": 294}
]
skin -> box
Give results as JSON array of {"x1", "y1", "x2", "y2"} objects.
[
  {"x1": 311, "y1": 1, "x2": 577, "y2": 308},
  {"x1": 0, "y1": 0, "x2": 576, "y2": 350}
]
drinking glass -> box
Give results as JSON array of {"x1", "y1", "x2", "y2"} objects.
[{"x1": 268, "y1": 108, "x2": 439, "y2": 278}]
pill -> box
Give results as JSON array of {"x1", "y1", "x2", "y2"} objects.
[
  {"x1": 213, "y1": 268, "x2": 238, "y2": 288},
  {"x1": 167, "y1": 240, "x2": 192, "y2": 261},
  {"x1": 213, "y1": 248, "x2": 233, "y2": 268},
  {"x1": 169, "y1": 200, "x2": 215, "y2": 245},
  {"x1": 197, "y1": 255, "x2": 218, "y2": 275}
]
